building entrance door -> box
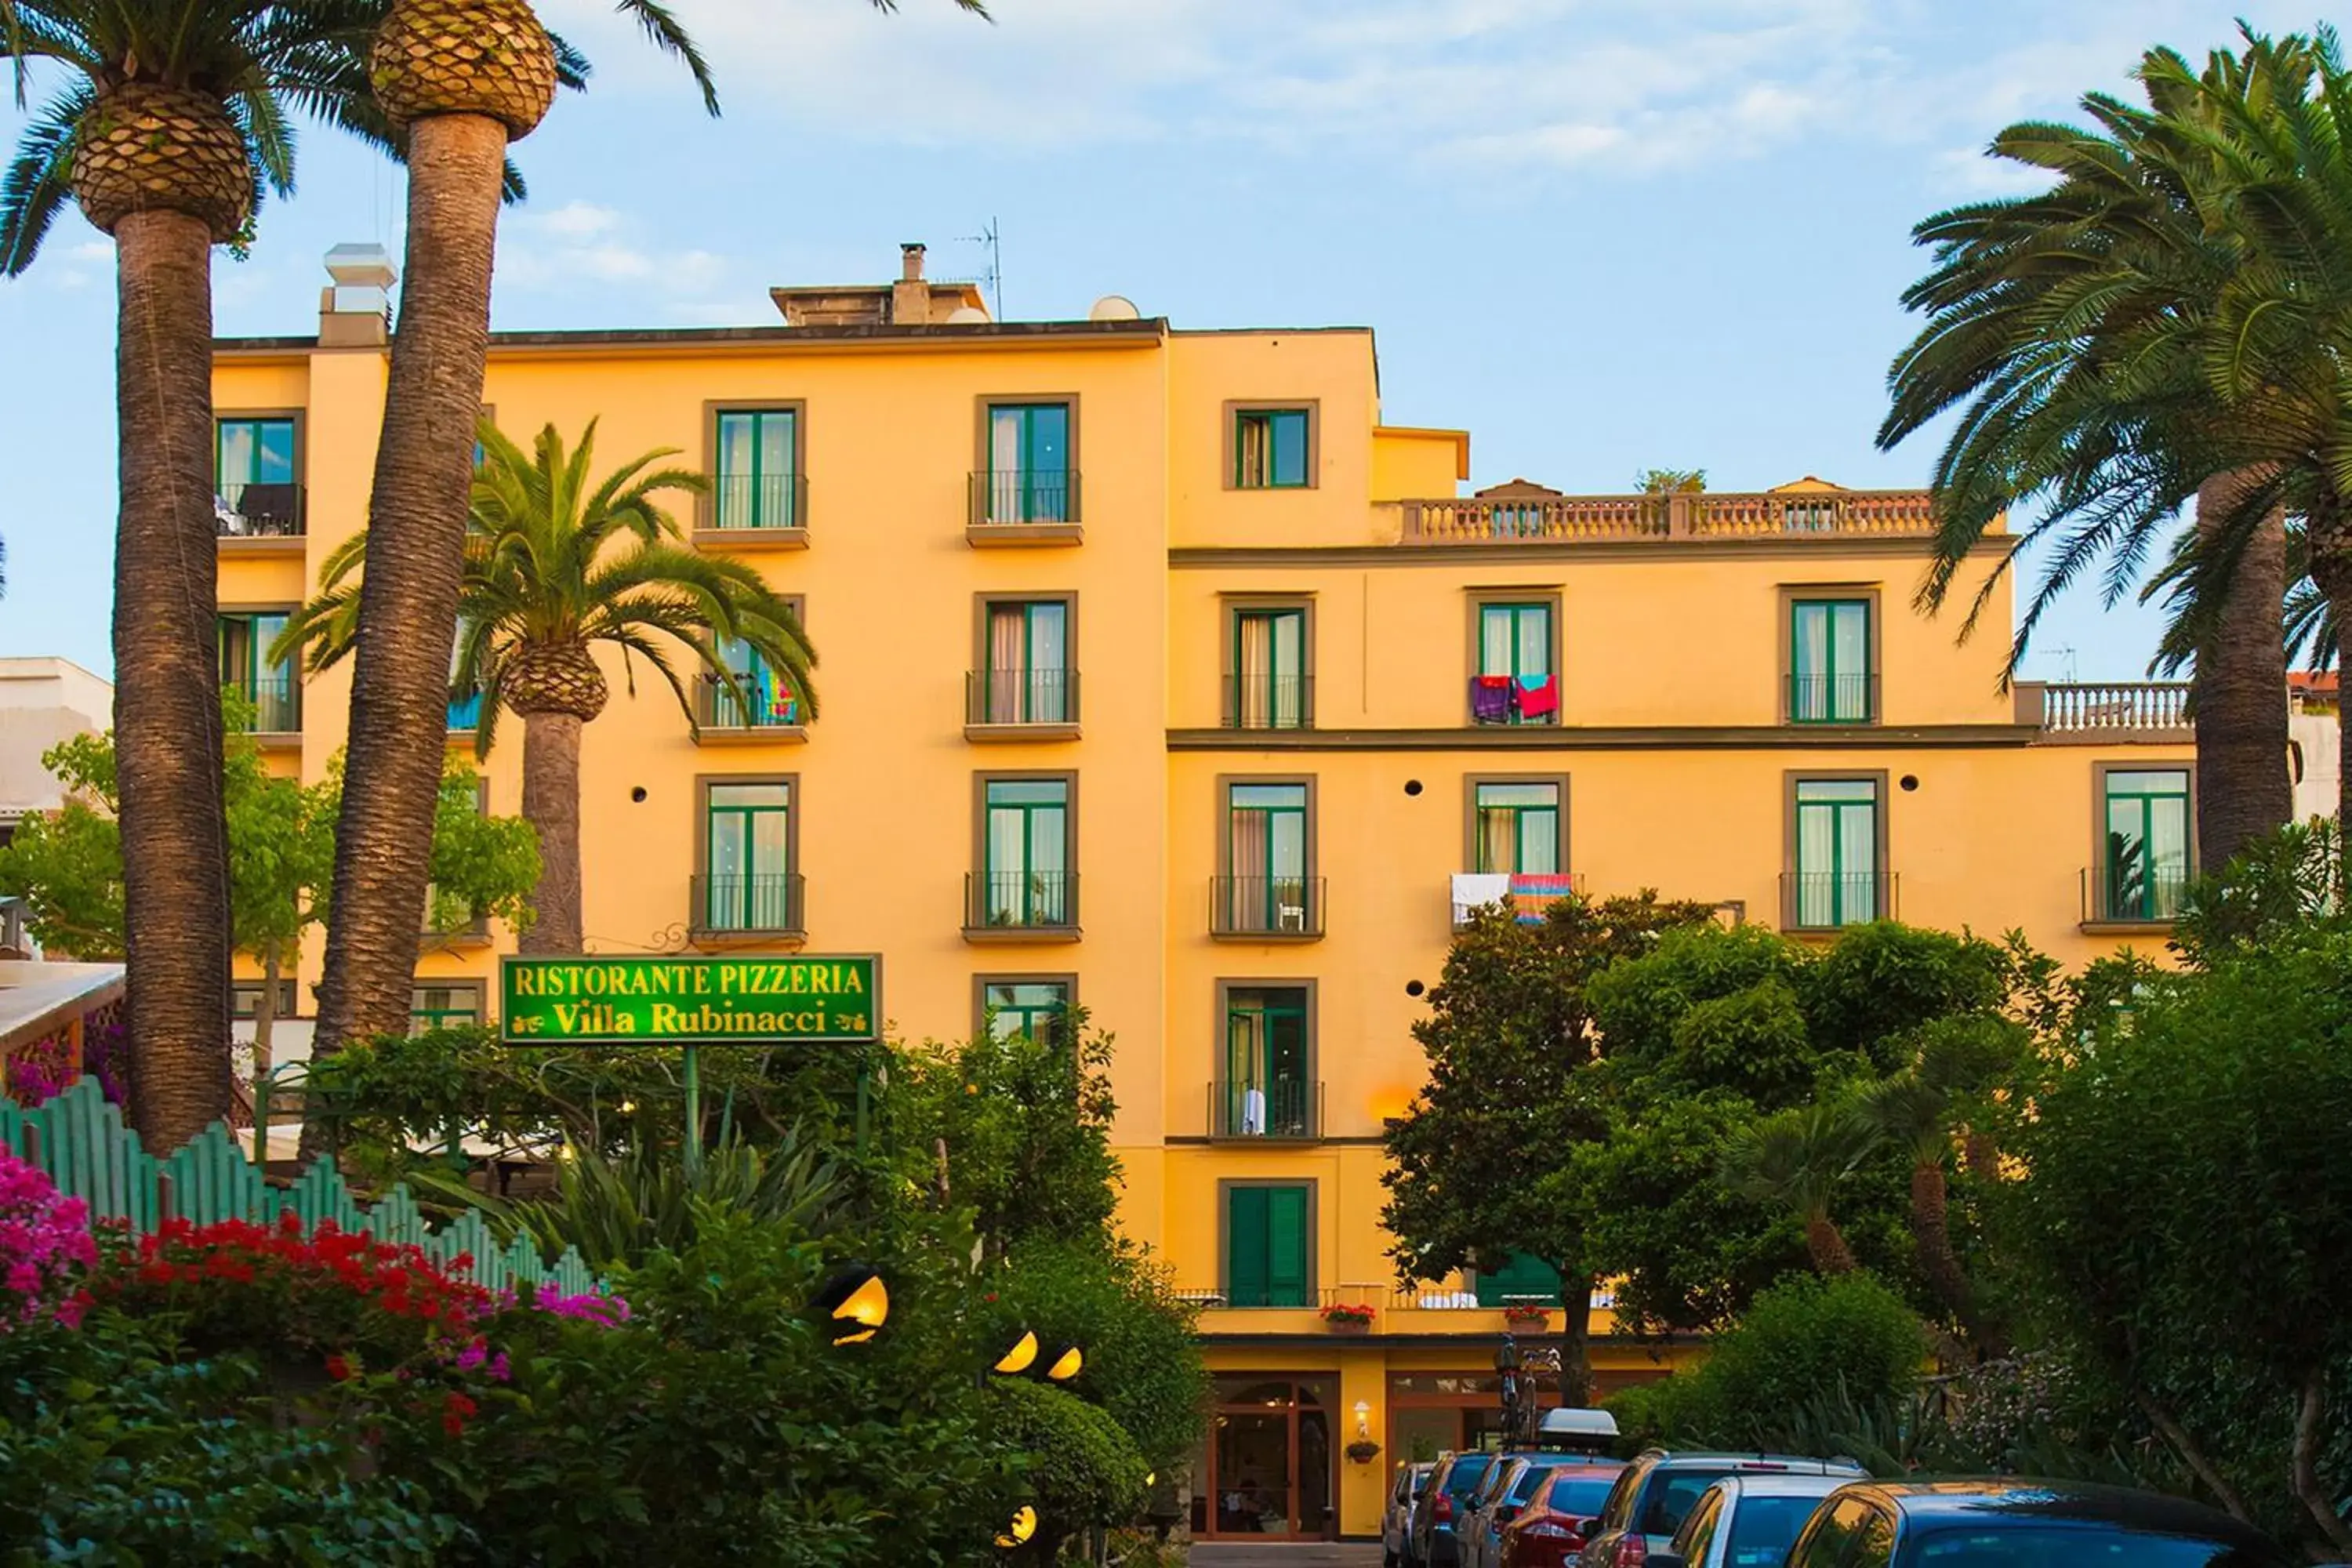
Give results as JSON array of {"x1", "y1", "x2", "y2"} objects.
[{"x1": 1191, "y1": 1377, "x2": 1336, "y2": 1540}]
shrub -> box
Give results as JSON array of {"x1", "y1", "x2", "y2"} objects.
[
  {"x1": 0, "y1": 1142, "x2": 95, "y2": 1327},
  {"x1": 988, "y1": 1377, "x2": 1151, "y2": 1562},
  {"x1": 1613, "y1": 1272, "x2": 1927, "y2": 1451}
]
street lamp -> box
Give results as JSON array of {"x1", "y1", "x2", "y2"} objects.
[
  {"x1": 993, "y1": 1330, "x2": 1040, "y2": 1374},
  {"x1": 1045, "y1": 1345, "x2": 1083, "y2": 1381}
]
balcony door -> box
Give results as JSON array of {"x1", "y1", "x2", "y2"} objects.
[
  {"x1": 1232, "y1": 607, "x2": 1307, "y2": 728},
  {"x1": 713, "y1": 408, "x2": 798, "y2": 530},
  {"x1": 216, "y1": 416, "x2": 296, "y2": 532},
  {"x1": 219, "y1": 613, "x2": 297, "y2": 731},
  {"x1": 984, "y1": 601, "x2": 1070, "y2": 724},
  {"x1": 2103, "y1": 769, "x2": 2190, "y2": 920},
  {"x1": 983, "y1": 779, "x2": 1070, "y2": 925},
  {"x1": 1224, "y1": 783, "x2": 1309, "y2": 934},
  {"x1": 705, "y1": 782, "x2": 793, "y2": 932},
  {"x1": 1224, "y1": 987, "x2": 1309, "y2": 1138},
  {"x1": 1794, "y1": 779, "x2": 1880, "y2": 927},
  {"x1": 985, "y1": 403, "x2": 1070, "y2": 524}
]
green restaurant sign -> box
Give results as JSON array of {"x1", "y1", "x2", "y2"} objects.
[{"x1": 500, "y1": 956, "x2": 880, "y2": 1044}]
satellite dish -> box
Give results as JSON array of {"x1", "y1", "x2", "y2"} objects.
[
  {"x1": 1088, "y1": 294, "x2": 1142, "y2": 321},
  {"x1": 946, "y1": 305, "x2": 989, "y2": 325}
]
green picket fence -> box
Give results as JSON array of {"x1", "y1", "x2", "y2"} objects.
[{"x1": 1, "y1": 1076, "x2": 607, "y2": 1300}]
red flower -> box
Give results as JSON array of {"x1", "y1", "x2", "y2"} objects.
[
  {"x1": 325, "y1": 1354, "x2": 353, "y2": 1382},
  {"x1": 441, "y1": 1391, "x2": 477, "y2": 1437}
]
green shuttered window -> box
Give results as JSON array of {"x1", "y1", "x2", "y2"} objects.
[{"x1": 1226, "y1": 1184, "x2": 1310, "y2": 1307}]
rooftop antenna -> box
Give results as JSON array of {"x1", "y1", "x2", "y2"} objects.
[
  {"x1": 960, "y1": 217, "x2": 1002, "y2": 318},
  {"x1": 2047, "y1": 644, "x2": 2080, "y2": 682}
]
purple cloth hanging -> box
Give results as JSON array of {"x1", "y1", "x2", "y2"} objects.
[{"x1": 1470, "y1": 677, "x2": 1515, "y2": 723}]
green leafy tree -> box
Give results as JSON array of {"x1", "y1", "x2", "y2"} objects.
[
  {"x1": 1634, "y1": 468, "x2": 1706, "y2": 494},
  {"x1": 986, "y1": 1378, "x2": 1151, "y2": 1565},
  {"x1": 280, "y1": 420, "x2": 812, "y2": 958},
  {"x1": 2003, "y1": 920, "x2": 2352, "y2": 1551},
  {"x1": 1381, "y1": 892, "x2": 1715, "y2": 1403},
  {"x1": 1718, "y1": 1102, "x2": 1876, "y2": 1275},
  {"x1": 0, "y1": 696, "x2": 536, "y2": 1084}
]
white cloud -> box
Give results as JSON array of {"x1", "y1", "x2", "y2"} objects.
[{"x1": 495, "y1": 201, "x2": 735, "y2": 319}]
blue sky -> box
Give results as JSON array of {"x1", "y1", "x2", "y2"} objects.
[{"x1": 0, "y1": 0, "x2": 2314, "y2": 681}]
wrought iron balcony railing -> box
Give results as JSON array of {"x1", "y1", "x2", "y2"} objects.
[
  {"x1": 967, "y1": 469, "x2": 1080, "y2": 529},
  {"x1": 1786, "y1": 672, "x2": 1878, "y2": 724},
  {"x1": 216, "y1": 481, "x2": 305, "y2": 537},
  {"x1": 964, "y1": 870, "x2": 1078, "y2": 932},
  {"x1": 965, "y1": 669, "x2": 1079, "y2": 728},
  {"x1": 2082, "y1": 864, "x2": 2190, "y2": 925},
  {"x1": 1210, "y1": 877, "x2": 1324, "y2": 938},
  {"x1": 1222, "y1": 672, "x2": 1312, "y2": 729},
  {"x1": 707, "y1": 473, "x2": 808, "y2": 533},
  {"x1": 695, "y1": 673, "x2": 804, "y2": 731},
  {"x1": 1207, "y1": 1077, "x2": 1322, "y2": 1139},
  {"x1": 1781, "y1": 870, "x2": 1896, "y2": 931},
  {"x1": 691, "y1": 873, "x2": 806, "y2": 937}
]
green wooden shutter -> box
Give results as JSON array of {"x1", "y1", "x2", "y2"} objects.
[
  {"x1": 1228, "y1": 1187, "x2": 1271, "y2": 1307},
  {"x1": 1266, "y1": 1185, "x2": 1309, "y2": 1307},
  {"x1": 1475, "y1": 1253, "x2": 1563, "y2": 1306}
]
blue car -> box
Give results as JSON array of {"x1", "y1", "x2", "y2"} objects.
[{"x1": 1776, "y1": 1480, "x2": 2294, "y2": 1568}]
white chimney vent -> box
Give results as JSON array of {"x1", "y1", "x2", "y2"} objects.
[{"x1": 321, "y1": 243, "x2": 397, "y2": 346}]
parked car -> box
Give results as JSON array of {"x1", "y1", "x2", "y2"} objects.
[
  {"x1": 1386, "y1": 1461, "x2": 1436, "y2": 1568},
  {"x1": 1465, "y1": 1456, "x2": 1623, "y2": 1568},
  {"x1": 1459, "y1": 1454, "x2": 1540, "y2": 1568},
  {"x1": 1648, "y1": 1472, "x2": 1857, "y2": 1568},
  {"x1": 1579, "y1": 1451, "x2": 1867, "y2": 1568},
  {"x1": 1501, "y1": 1461, "x2": 1628, "y2": 1568},
  {"x1": 1776, "y1": 1479, "x2": 2296, "y2": 1567},
  {"x1": 1416, "y1": 1452, "x2": 1497, "y2": 1568}
]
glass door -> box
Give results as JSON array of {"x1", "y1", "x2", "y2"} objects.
[
  {"x1": 985, "y1": 601, "x2": 1069, "y2": 723},
  {"x1": 986, "y1": 403, "x2": 1070, "y2": 523},
  {"x1": 1194, "y1": 1379, "x2": 1337, "y2": 1540},
  {"x1": 1232, "y1": 608, "x2": 1306, "y2": 727},
  {"x1": 984, "y1": 780, "x2": 1069, "y2": 925},
  {"x1": 705, "y1": 782, "x2": 791, "y2": 931},
  {"x1": 1225, "y1": 990, "x2": 1308, "y2": 1137}
]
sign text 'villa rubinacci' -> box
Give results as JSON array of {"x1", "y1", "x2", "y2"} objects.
[{"x1": 501, "y1": 956, "x2": 881, "y2": 1044}]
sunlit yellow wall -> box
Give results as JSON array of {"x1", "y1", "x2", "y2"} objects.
[{"x1": 216, "y1": 309, "x2": 2191, "y2": 1543}]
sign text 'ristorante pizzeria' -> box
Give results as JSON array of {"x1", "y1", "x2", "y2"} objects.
[{"x1": 500, "y1": 956, "x2": 882, "y2": 1044}]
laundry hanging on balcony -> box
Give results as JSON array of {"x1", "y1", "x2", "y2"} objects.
[
  {"x1": 1514, "y1": 674, "x2": 1558, "y2": 719},
  {"x1": 1450, "y1": 873, "x2": 1511, "y2": 925},
  {"x1": 1470, "y1": 674, "x2": 1515, "y2": 724},
  {"x1": 1509, "y1": 873, "x2": 1577, "y2": 923}
]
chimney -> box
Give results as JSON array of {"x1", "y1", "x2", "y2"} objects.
[
  {"x1": 319, "y1": 243, "x2": 396, "y2": 347},
  {"x1": 892, "y1": 241, "x2": 931, "y2": 325}
]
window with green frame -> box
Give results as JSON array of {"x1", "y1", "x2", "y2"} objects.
[
  {"x1": 982, "y1": 601, "x2": 1072, "y2": 724},
  {"x1": 1473, "y1": 1253, "x2": 1563, "y2": 1306},
  {"x1": 1235, "y1": 408, "x2": 1310, "y2": 488},
  {"x1": 1225, "y1": 1183, "x2": 1310, "y2": 1306},
  {"x1": 2101, "y1": 769, "x2": 2190, "y2": 921},
  {"x1": 410, "y1": 984, "x2": 481, "y2": 1036},
  {"x1": 707, "y1": 635, "x2": 803, "y2": 730},
  {"x1": 216, "y1": 416, "x2": 297, "y2": 532},
  {"x1": 218, "y1": 613, "x2": 299, "y2": 732},
  {"x1": 1789, "y1": 598, "x2": 1872, "y2": 723},
  {"x1": 704, "y1": 782, "x2": 796, "y2": 932},
  {"x1": 1223, "y1": 985, "x2": 1310, "y2": 1137},
  {"x1": 232, "y1": 981, "x2": 300, "y2": 1020},
  {"x1": 1223, "y1": 784, "x2": 1310, "y2": 934},
  {"x1": 1229, "y1": 606, "x2": 1308, "y2": 728},
  {"x1": 982, "y1": 778, "x2": 1072, "y2": 926},
  {"x1": 713, "y1": 408, "x2": 799, "y2": 530},
  {"x1": 1473, "y1": 602, "x2": 1555, "y2": 725},
  {"x1": 982, "y1": 402, "x2": 1072, "y2": 524},
  {"x1": 982, "y1": 979, "x2": 1070, "y2": 1046},
  {"x1": 1472, "y1": 781, "x2": 1562, "y2": 874},
  {"x1": 1793, "y1": 779, "x2": 1881, "y2": 927}
]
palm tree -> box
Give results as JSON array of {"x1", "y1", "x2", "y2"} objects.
[
  {"x1": 0, "y1": 0, "x2": 386, "y2": 1152},
  {"x1": 1719, "y1": 1102, "x2": 1878, "y2": 1276},
  {"x1": 1877, "y1": 31, "x2": 2308, "y2": 868},
  {"x1": 281, "y1": 420, "x2": 815, "y2": 953},
  {"x1": 312, "y1": 0, "x2": 991, "y2": 1060}
]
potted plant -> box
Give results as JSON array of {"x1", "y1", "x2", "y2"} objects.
[
  {"x1": 1321, "y1": 1302, "x2": 1375, "y2": 1333},
  {"x1": 1502, "y1": 1303, "x2": 1552, "y2": 1330},
  {"x1": 1345, "y1": 1439, "x2": 1382, "y2": 1464}
]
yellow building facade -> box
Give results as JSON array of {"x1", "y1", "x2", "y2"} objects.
[{"x1": 212, "y1": 248, "x2": 2195, "y2": 1543}]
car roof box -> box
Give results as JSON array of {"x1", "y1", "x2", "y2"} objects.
[{"x1": 1537, "y1": 1408, "x2": 1621, "y2": 1446}]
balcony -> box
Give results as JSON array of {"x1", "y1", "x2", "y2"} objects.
[
  {"x1": 229, "y1": 674, "x2": 300, "y2": 740},
  {"x1": 967, "y1": 470, "x2": 1082, "y2": 544},
  {"x1": 690, "y1": 873, "x2": 806, "y2": 942},
  {"x1": 1785, "y1": 673, "x2": 1878, "y2": 725},
  {"x1": 964, "y1": 670, "x2": 1080, "y2": 741},
  {"x1": 1780, "y1": 871, "x2": 1897, "y2": 932},
  {"x1": 692, "y1": 673, "x2": 807, "y2": 743},
  {"x1": 1399, "y1": 487, "x2": 1938, "y2": 545},
  {"x1": 2082, "y1": 864, "x2": 2190, "y2": 931},
  {"x1": 697, "y1": 473, "x2": 808, "y2": 548},
  {"x1": 2024, "y1": 681, "x2": 2191, "y2": 740},
  {"x1": 1207, "y1": 1077, "x2": 1323, "y2": 1140},
  {"x1": 1210, "y1": 877, "x2": 1325, "y2": 940},
  {"x1": 421, "y1": 895, "x2": 491, "y2": 949},
  {"x1": 1450, "y1": 872, "x2": 1583, "y2": 928},
  {"x1": 964, "y1": 870, "x2": 1079, "y2": 942},
  {"x1": 215, "y1": 481, "x2": 305, "y2": 545},
  {"x1": 446, "y1": 692, "x2": 484, "y2": 735},
  {"x1": 1222, "y1": 673, "x2": 1313, "y2": 730}
]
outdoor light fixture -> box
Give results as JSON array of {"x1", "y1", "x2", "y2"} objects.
[
  {"x1": 812, "y1": 1265, "x2": 889, "y2": 1345},
  {"x1": 995, "y1": 1505, "x2": 1038, "y2": 1548},
  {"x1": 1354, "y1": 1399, "x2": 1372, "y2": 1438},
  {"x1": 993, "y1": 1330, "x2": 1040, "y2": 1375},
  {"x1": 619, "y1": 1099, "x2": 637, "y2": 1114},
  {"x1": 1045, "y1": 1345, "x2": 1083, "y2": 1381}
]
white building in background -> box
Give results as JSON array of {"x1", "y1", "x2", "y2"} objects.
[
  {"x1": 2289, "y1": 673, "x2": 2343, "y2": 826},
  {"x1": 0, "y1": 658, "x2": 111, "y2": 859}
]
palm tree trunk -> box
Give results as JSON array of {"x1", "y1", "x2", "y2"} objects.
[
  {"x1": 2191, "y1": 474, "x2": 2291, "y2": 873},
  {"x1": 310, "y1": 113, "x2": 510, "y2": 1091},
  {"x1": 1805, "y1": 1214, "x2": 1857, "y2": 1275},
  {"x1": 253, "y1": 943, "x2": 280, "y2": 1080},
  {"x1": 111, "y1": 208, "x2": 233, "y2": 1154},
  {"x1": 518, "y1": 708, "x2": 585, "y2": 953}
]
